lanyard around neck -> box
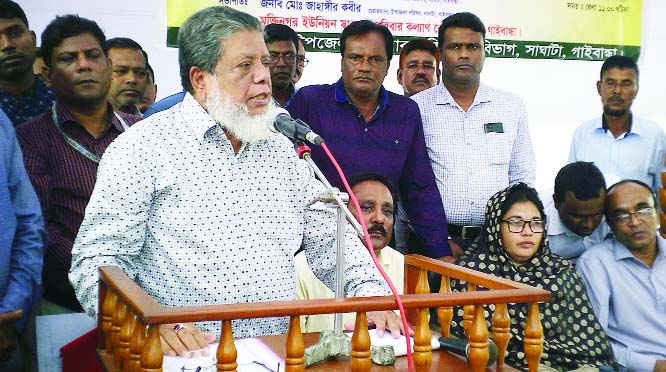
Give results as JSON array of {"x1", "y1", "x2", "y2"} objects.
[{"x1": 51, "y1": 103, "x2": 129, "y2": 164}]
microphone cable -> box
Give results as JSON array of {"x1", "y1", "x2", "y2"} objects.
[{"x1": 317, "y1": 142, "x2": 416, "y2": 372}]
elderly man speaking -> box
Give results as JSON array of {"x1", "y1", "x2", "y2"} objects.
[{"x1": 69, "y1": 6, "x2": 401, "y2": 357}]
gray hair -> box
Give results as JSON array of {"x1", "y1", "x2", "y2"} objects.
[{"x1": 178, "y1": 6, "x2": 262, "y2": 93}]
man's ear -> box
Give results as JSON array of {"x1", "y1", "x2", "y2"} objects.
[
  {"x1": 396, "y1": 68, "x2": 403, "y2": 86},
  {"x1": 189, "y1": 66, "x2": 209, "y2": 101},
  {"x1": 596, "y1": 80, "x2": 602, "y2": 96},
  {"x1": 42, "y1": 66, "x2": 52, "y2": 88}
]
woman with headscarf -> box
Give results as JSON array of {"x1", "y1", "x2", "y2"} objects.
[{"x1": 450, "y1": 183, "x2": 616, "y2": 371}]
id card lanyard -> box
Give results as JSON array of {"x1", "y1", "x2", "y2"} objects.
[{"x1": 51, "y1": 103, "x2": 129, "y2": 164}]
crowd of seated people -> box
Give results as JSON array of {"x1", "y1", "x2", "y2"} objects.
[{"x1": 1, "y1": 1, "x2": 665, "y2": 372}]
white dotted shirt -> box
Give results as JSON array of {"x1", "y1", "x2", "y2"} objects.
[
  {"x1": 69, "y1": 93, "x2": 389, "y2": 337},
  {"x1": 411, "y1": 83, "x2": 536, "y2": 226}
]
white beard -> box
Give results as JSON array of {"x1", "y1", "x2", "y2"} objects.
[{"x1": 205, "y1": 79, "x2": 275, "y2": 144}]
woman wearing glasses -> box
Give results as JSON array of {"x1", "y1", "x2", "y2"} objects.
[{"x1": 450, "y1": 183, "x2": 617, "y2": 371}]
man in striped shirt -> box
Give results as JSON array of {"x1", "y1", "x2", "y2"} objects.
[{"x1": 15, "y1": 15, "x2": 140, "y2": 315}]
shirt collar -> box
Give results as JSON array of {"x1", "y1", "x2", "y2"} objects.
[
  {"x1": 180, "y1": 92, "x2": 220, "y2": 143},
  {"x1": 333, "y1": 77, "x2": 391, "y2": 109},
  {"x1": 597, "y1": 113, "x2": 643, "y2": 136},
  {"x1": 55, "y1": 101, "x2": 126, "y2": 133},
  {"x1": 435, "y1": 82, "x2": 491, "y2": 107},
  {"x1": 613, "y1": 235, "x2": 666, "y2": 262}
]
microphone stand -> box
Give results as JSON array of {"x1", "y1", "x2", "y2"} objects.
[{"x1": 296, "y1": 143, "x2": 396, "y2": 366}]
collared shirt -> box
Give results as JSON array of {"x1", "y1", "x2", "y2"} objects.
[
  {"x1": 15, "y1": 102, "x2": 140, "y2": 311},
  {"x1": 69, "y1": 93, "x2": 389, "y2": 337},
  {"x1": 0, "y1": 78, "x2": 55, "y2": 126},
  {"x1": 295, "y1": 246, "x2": 403, "y2": 333},
  {"x1": 543, "y1": 195, "x2": 609, "y2": 261},
  {"x1": 412, "y1": 83, "x2": 536, "y2": 226},
  {"x1": 568, "y1": 115, "x2": 666, "y2": 191},
  {"x1": 0, "y1": 109, "x2": 46, "y2": 330},
  {"x1": 143, "y1": 91, "x2": 185, "y2": 117},
  {"x1": 287, "y1": 79, "x2": 450, "y2": 257},
  {"x1": 577, "y1": 237, "x2": 666, "y2": 371}
]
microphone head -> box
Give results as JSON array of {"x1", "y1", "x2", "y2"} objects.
[
  {"x1": 438, "y1": 337, "x2": 499, "y2": 367},
  {"x1": 266, "y1": 107, "x2": 291, "y2": 134}
]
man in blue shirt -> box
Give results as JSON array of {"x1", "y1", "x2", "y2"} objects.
[
  {"x1": 569, "y1": 56, "x2": 666, "y2": 192},
  {"x1": 288, "y1": 20, "x2": 452, "y2": 260},
  {"x1": 578, "y1": 180, "x2": 666, "y2": 372},
  {"x1": 0, "y1": 108, "x2": 45, "y2": 371}
]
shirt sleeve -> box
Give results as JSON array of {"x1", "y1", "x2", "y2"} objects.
[
  {"x1": 568, "y1": 128, "x2": 579, "y2": 164},
  {"x1": 297, "y1": 157, "x2": 390, "y2": 299},
  {"x1": 399, "y1": 105, "x2": 451, "y2": 257},
  {"x1": 508, "y1": 99, "x2": 536, "y2": 186},
  {"x1": 68, "y1": 131, "x2": 150, "y2": 318},
  {"x1": 577, "y1": 250, "x2": 658, "y2": 371},
  {"x1": 0, "y1": 112, "x2": 46, "y2": 330}
]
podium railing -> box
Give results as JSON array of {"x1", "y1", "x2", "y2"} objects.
[{"x1": 96, "y1": 254, "x2": 550, "y2": 372}]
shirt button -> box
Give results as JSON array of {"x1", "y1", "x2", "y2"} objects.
[
  {"x1": 470, "y1": 201, "x2": 474, "y2": 205},
  {"x1": 364, "y1": 128, "x2": 368, "y2": 132}
]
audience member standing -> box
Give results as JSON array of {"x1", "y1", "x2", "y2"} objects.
[
  {"x1": 105, "y1": 37, "x2": 148, "y2": 115},
  {"x1": 569, "y1": 55, "x2": 666, "y2": 192},
  {"x1": 264, "y1": 24, "x2": 299, "y2": 107},
  {"x1": 0, "y1": 0, "x2": 54, "y2": 126},
  {"x1": 0, "y1": 108, "x2": 45, "y2": 372},
  {"x1": 288, "y1": 20, "x2": 452, "y2": 260},
  {"x1": 396, "y1": 39, "x2": 440, "y2": 97},
  {"x1": 411, "y1": 12, "x2": 536, "y2": 253},
  {"x1": 545, "y1": 162, "x2": 609, "y2": 262},
  {"x1": 578, "y1": 180, "x2": 666, "y2": 372},
  {"x1": 15, "y1": 15, "x2": 141, "y2": 314}
]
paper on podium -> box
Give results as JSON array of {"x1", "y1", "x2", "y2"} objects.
[
  {"x1": 162, "y1": 337, "x2": 284, "y2": 372},
  {"x1": 346, "y1": 329, "x2": 440, "y2": 356}
]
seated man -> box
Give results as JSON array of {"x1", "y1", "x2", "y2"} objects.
[
  {"x1": 296, "y1": 173, "x2": 403, "y2": 332},
  {"x1": 545, "y1": 161, "x2": 609, "y2": 262},
  {"x1": 578, "y1": 180, "x2": 666, "y2": 372},
  {"x1": 69, "y1": 6, "x2": 402, "y2": 358}
]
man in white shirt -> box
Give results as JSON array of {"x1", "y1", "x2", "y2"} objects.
[
  {"x1": 569, "y1": 55, "x2": 666, "y2": 192},
  {"x1": 411, "y1": 12, "x2": 535, "y2": 252},
  {"x1": 295, "y1": 173, "x2": 404, "y2": 333},
  {"x1": 544, "y1": 162, "x2": 609, "y2": 262},
  {"x1": 69, "y1": 5, "x2": 402, "y2": 358}
]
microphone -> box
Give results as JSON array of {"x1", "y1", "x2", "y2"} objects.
[
  {"x1": 438, "y1": 337, "x2": 499, "y2": 367},
  {"x1": 268, "y1": 107, "x2": 324, "y2": 146}
]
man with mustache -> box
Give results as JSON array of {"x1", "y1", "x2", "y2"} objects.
[
  {"x1": 105, "y1": 37, "x2": 148, "y2": 115},
  {"x1": 295, "y1": 172, "x2": 404, "y2": 332},
  {"x1": 288, "y1": 20, "x2": 453, "y2": 262},
  {"x1": 69, "y1": 6, "x2": 403, "y2": 357},
  {"x1": 396, "y1": 38, "x2": 440, "y2": 97},
  {"x1": 0, "y1": 0, "x2": 54, "y2": 126},
  {"x1": 578, "y1": 180, "x2": 666, "y2": 372},
  {"x1": 265, "y1": 23, "x2": 299, "y2": 107},
  {"x1": 15, "y1": 15, "x2": 140, "y2": 315},
  {"x1": 411, "y1": 12, "x2": 536, "y2": 252},
  {"x1": 569, "y1": 55, "x2": 665, "y2": 192}
]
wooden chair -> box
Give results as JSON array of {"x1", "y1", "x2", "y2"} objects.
[{"x1": 95, "y1": 254, "x2": 550, "y2": 372}]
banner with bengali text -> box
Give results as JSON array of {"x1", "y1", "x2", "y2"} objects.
[{"x1": 166, "y1": 0, "x2": 642, "y2": 61}]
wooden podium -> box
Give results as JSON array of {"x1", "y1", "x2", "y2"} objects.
[{"x1": 95, "y1": 254, "x2": 550, "y2": 372}]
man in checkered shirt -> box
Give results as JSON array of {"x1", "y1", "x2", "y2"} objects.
[{"x1": 410, "y1": 12, "x2": 536, "y2": 254}]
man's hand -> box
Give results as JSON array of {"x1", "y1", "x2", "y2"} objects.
[
  {"x1": 0, "y1": 310, "x2": 23, "y2": 362},
  {"x1": 159, "y1": 322, "x2": 216, "y2": 357},
  {"x1": 447, "y1": 239, "x2": 464, "y2": 258},
  {"x1": 344, "y1": 311, "x2": 413, "y2": 338}
]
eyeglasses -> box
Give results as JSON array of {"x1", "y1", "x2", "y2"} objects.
[
  {"x1": 501, "y1": 219, "x2": 545, "y2": 233},
  {"x1": 610, "y1": 207, "x2": 655, "y2": 225},
  {"x1": 297, "y1": 56, "x2": 309, "y2": 67},
  {"x1": 269, "y1": 52, "x2": 296, "y2": 65}
]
